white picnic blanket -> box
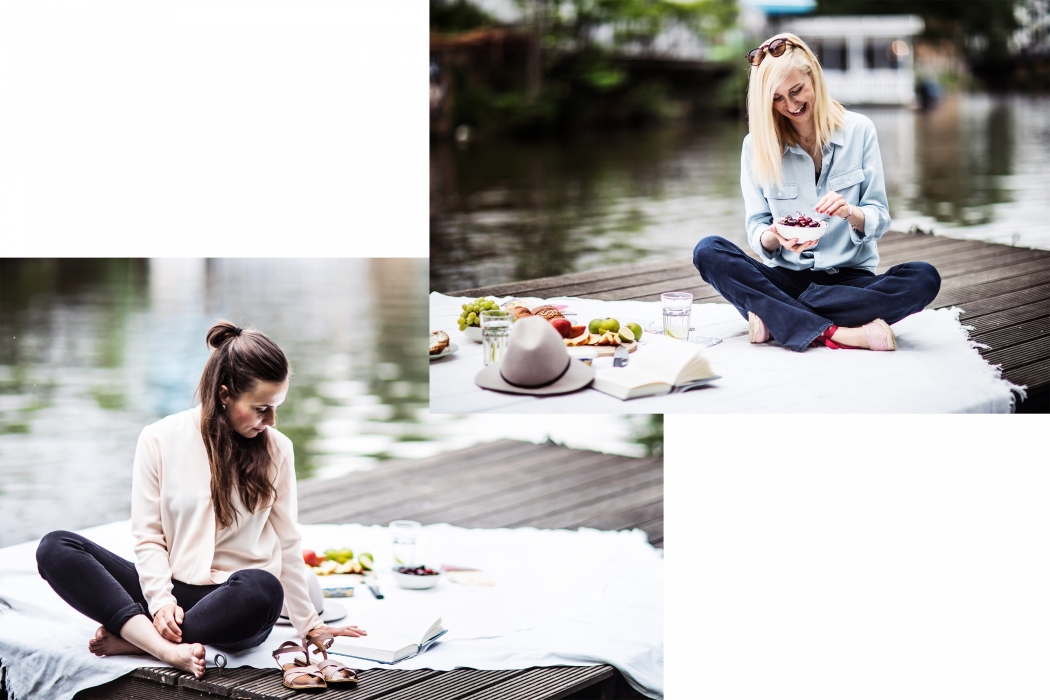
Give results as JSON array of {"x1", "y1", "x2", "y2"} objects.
[
  {"x1": 0, "y1": 520, "x2": 663, "y2": 700},
  {"x1": 430, "y1": 293, "x2": 1022, "y2": 413}
]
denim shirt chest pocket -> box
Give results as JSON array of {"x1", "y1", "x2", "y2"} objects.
[
  {"x1": 762, "y1": 183, "x2": 798, "y2": 219},
  {"x1": 827, "y1": 166, "x2": 864, "y2": 194}
]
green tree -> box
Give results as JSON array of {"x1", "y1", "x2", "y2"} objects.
[{"x1": 515, "y1": 0, "x2": 737, "y2": 95}]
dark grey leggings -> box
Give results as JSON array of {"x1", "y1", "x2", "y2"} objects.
[{"x1": 36, "y1": 530, "x2": 283, "y2": 651}]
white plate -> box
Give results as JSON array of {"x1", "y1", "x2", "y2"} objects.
[
  {"x1": 776, "y1": 219, "x2": 828, "y2": 243},
  {"x1": 429, "y1": 343, "x2": 459, "y2": 361}
]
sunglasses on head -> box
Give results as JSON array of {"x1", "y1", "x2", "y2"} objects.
[{"x1": 746, "y1": 38, "x2": 801, "y2": 66}]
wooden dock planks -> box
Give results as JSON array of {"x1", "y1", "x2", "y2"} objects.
[
  {"x1": 447, "y1": 231, "x2": 1050, "y2": 403},
  {"x1": 71, "y1": 441, "x2": 660, "y2": 700}
]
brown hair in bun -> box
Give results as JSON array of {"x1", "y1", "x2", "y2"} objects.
[{"x1": 196, "y1": 320, "x2": 289, "y2": 529}]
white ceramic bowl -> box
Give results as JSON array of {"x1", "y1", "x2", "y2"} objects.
[
  {"x1": 462, "y1": 326, "x2": 482, "y2": 343},
  {"x1": 392, "y1": 568, "x2": 442, "y2": 590},
  {"x1": 776, "y1": 219, "x2": 828, "y2": 243}
]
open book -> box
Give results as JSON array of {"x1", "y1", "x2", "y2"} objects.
[
  {"x1": 329, "y1": 617, "x2": 447, "y2": 664},
  {"x1": 592, "y1": 334, "x2": 718, "y2": 399}
]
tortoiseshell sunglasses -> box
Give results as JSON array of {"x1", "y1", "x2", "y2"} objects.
[{"x1": 746, "y1": 38, "x2": 801, "y2": 66}]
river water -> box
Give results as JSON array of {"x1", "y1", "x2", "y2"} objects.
[
  {"x1": 0, "y1": 259, "x2": 657, "y2": 547},
  {"x1": 430, "y1": 93, "x2": 1050, "y2": 292}
]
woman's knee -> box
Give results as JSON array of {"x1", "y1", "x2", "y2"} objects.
[
  {"x1": 230, "y1": 569, "x2": 283, "y2": 613},
  {"x1": 36, "y1": 530, "x2": 76, "y2": 576},
  {"x1": 692, "y1": 236, "x2": 732, "y2": 274},
  {"x1": 908, "y1": 261, "x2": 941, "y2": 305}
]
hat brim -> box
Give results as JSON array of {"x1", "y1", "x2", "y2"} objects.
[
  {"x1": 475, "y1": 359, "x2": 594, "y2": 396},
  {"x1": 277, "y1": 600, "x2": 347, "y2": 625}
]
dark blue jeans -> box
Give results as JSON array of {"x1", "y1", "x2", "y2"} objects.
[
  {"x1": 693, "y1": 236, "x2": 941, "y2": 352},
  {"x1": 36, "y1": 531, "x2": 283, "y2": 651}
]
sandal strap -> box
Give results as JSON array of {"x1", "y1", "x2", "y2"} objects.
[
  {"x1": 316, "y1": 658, "x2": 359, "y2": 680},
  {"x1": 283, "y1": 663, "x2": 324, "y2": 683},
  {"x1": 303, "y1": 632, "x2": 335, "y2": 658},
  {"x1": 272, "y1": 640, "x2": 309, "y2": 665}
]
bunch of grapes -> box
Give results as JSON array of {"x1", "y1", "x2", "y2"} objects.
[{"x1": 458, "y1": 297, "x2": 499, "y2": 331}]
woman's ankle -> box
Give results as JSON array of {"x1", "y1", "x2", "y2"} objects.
[{"x1": 830, "y1": 326, "x2": 869, "y2": 349}]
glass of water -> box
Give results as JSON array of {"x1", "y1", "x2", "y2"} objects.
[
  {"x1": 390, "y1": 520, "x2": 421, "y2": 567},
  {"x1": 661, "y1": 292, "x2": 693, "y2": 340},
  {"x1": 480, "y1": 309, "x2": 512, "y2": 365}
]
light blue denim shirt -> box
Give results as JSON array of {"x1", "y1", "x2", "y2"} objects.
[{"x1": 741, "y1": 110, "x2": 891, "y2": 273}]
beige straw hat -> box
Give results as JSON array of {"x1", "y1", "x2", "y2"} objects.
[
  {"x1": 277, "y1": 572, "x2": 347, "y2": 625},
  {"x1": 475, "y1": 316, "x2": 594, "y2": 395}
]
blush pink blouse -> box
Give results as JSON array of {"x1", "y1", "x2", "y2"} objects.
[{"x1": 130, "y1": 405, "x2": 322, "y2": 635}]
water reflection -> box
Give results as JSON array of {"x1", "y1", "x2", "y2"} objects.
[
  {"x1": 0, "y1": 259, "x2": 429, "y2": 547},
  {"x1": 0, "y1": 259, "x2": 653, "y2": 548},
  {"x1": 431, "y1": 93, "x2": 1050, "y2": 291}
]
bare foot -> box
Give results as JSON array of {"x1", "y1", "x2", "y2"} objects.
[
  {"x1": 89, "y1": 627, "x2": 146, "y2": 656},
  {"x1": 164, "y1": 642, "x2": 206, "y2": 678}
]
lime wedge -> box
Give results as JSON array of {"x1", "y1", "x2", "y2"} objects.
[{"x1": 665, "y1": 326, "x2": 689, "y2": 340}]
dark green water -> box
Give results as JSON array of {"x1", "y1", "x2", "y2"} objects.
[
  {"x1": 430, "y1": 93, "x2": 1050, "y2": 292},
  {"x1": 0, "y1": 258, "x2": 656, "y2": 547}
]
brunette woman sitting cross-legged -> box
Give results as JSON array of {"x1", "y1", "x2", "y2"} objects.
[{"x1": 37, "y1": 321, "x2": 366, "y2": 688}]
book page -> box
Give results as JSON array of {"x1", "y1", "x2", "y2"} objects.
[
  {"x1": 631, "y1": 335, "x2": 706, "y2": 385},
  {"x1": 594, "y1": 366, "x2": 668, "y2": 391},
  {"x1": 342, "y1": 610, "x2": 442, "y2": 646},
  {"x1": 332, "y1": 633, "x2": 414, "y2": 656}
]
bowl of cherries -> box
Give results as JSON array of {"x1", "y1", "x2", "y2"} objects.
[
  {"x1": 776, "y1": 212, "x2": 828, "y2": 243},
  {"x1": 392, "y1": 565, "x2": 443, "y2": 590}
]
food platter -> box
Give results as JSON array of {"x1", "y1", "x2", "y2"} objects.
[
  {"x1": 429, "y1": 343, "x2": 459, "y2": 361},
  {"x1": 566, "y1": 341, "x2": 639, "y2": 358}
]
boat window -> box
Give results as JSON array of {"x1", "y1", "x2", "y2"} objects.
[
  {"x1": 865, "y1": 38, "x2": 901, "y2": 70},
  {"x1": 812, "y1": 39, "x2": 847, "y2": 71}
]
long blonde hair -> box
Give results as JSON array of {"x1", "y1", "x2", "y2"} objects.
[{"x1": 746, "y1": 33, "x2": 844, "y2": 187}]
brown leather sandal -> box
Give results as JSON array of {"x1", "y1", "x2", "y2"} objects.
[
  {"x1": 272, "y1": 640, "x2": 327, "y2": 690},
  {"x1": 299, "y1": 632, "x2": 360, "y2": 684}
]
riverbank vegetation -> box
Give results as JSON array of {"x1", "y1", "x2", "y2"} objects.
[
  {"x1": 432, "y1": 0, "x2": 1047, "y2": 140},
  {"x1": 431, "y1": 0, "x2": 740, "y2": 138}
]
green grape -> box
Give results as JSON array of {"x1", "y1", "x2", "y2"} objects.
[
  {"x1": 462, "y1": 303, "x2": 469, "y2": 311},
  {"x1": 458, "y1": 324, "x2": 466, "y2": 331}
]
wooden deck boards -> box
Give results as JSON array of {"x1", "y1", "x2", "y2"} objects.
[
  {"x1": 71, "y1": 441, "x2": 659, "y2": 700},
  {"x1": 447, "y1": 231, "x2": 1050, "y2": 402}
]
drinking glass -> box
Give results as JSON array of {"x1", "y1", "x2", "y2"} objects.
[
  {"x1": 390, "y1": 520, "x2": 421, "y2": 567},
  {"x1": 480, "y1": 309, "x2": 512, "y2": 365},
  {"x1": 661, "y1": 292, "x2": 722, "y2": 348},
  {"x1": 661, "y1": 292, "x2": 693, "y2": 340}
]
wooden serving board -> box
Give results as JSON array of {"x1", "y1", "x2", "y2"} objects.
[{"x1": 566, "y1": 341, "x2": 639, "y2": 358}]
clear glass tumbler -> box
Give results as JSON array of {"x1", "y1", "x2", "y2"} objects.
[
  {"x1": 480, "y1": 309, "x2": 512, "y2": 365},
  {"x1": 661, "y1": 292, "x2": 693, "y2": 340},
  {"x1": 390, "y1": 520, "x2": 421, "y2": 567}
]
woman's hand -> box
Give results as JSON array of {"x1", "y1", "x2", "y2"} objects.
[
  {"x1": 310, "y1": 623, "x2": 367, "y2": 639},
  {"x1": 763, "y1": 225, "x2": 818, "y2": 254},
  {"x1": 153, "y1": 604, "x2": 184, "y2": 643},
  {"x1": 815, "y1": 191, "x2": 850, "y2": 219}
]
